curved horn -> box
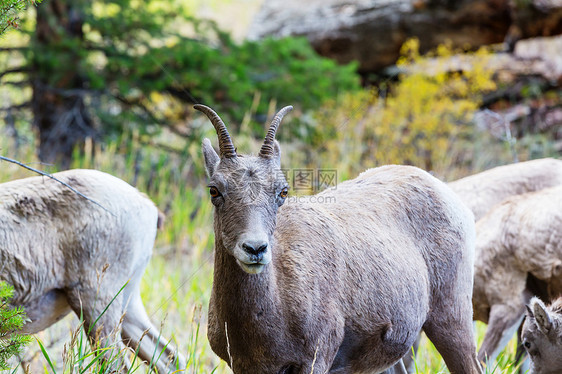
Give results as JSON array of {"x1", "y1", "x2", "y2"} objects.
[
  {"x1": 194, "y1": 104, "x2": 237, "y2": 158},
  {"x1": 259, "y1": 105, "x2": 293, "y2": 158}
]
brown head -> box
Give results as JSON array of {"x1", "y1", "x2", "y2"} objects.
[
  {"x1": 195, "y1": 104, "x2": 293, "y2": 274},
  {"x1": 522, "y1": 297, "x2": 562, "y2": 374}
]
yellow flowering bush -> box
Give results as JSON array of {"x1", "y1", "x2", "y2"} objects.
[{"x1": 309, "y1": 38, "x2": 497, "y2": 179}]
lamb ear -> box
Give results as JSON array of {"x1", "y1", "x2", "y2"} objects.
[
  {"x1": 532, "y1": 298, "x2": 553, "y2": 334},
  {"x1": 525, "y1": 304, "x2": 533, "y2": 317},
  {"x1": 202, "y1": 138, "x2": 220, "y2": 178}
]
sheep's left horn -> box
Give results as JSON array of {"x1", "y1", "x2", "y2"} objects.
[
  {"x1": 259, "y1": 106, "x2": 293, "y2": 158},
  {"x1": 194, "y1": 104, "x2": 237, "y2": 159}
]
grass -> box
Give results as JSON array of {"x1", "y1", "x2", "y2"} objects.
[{"x1": 0, "y1": 113, "x2": 537, "y2": 374}]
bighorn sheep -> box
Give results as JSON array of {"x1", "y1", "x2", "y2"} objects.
[
  {"x1": 448, "y1": 158, "x2": 562, "y2": 365},
  {"x1": 521, "y1": 297, "x2": 562, "y2": 374},
  {"x1": 448, "y1": 158, "x2": 562, "y2": 221},
  {"x1": 472, "y1": 185, "x2": 562, "y2": 367},
  {"x1": 0, "y1": 169, "x2": 185, "y2": 372},
  {"x1": 195, "y1": 104, "x2": 482, "y2": 374},
  {"x1": 398, "y1": 158, "x2": 562, "y2": 372}
]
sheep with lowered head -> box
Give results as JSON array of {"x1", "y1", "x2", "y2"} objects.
[
  {"x1": 0, "y1": 169, "x2": 185, "y2": 372},
  {"x1": 196, "y1": 104, "x2": 481, "y2": 374}
]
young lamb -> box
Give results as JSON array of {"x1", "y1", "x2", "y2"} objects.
[
  {"x1": 195, "y1": 104, "x2": 482, "y2": 374},
  {"x1": 0, "y1": 169, "x2": 185, "y2": 372},
  {"x1": 472, "y1": 184, "x2": 562, "y2": 367},
  {"x1": 521, "y1": 297, "x2": 562, "y2": 374},
  {"x1": 448, "y1": 158, "x2": 562, "y2": 221}
]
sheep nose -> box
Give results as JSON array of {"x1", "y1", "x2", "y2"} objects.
[{"x1": 242, "y1": 240, "x2": 268, "y2": 256}]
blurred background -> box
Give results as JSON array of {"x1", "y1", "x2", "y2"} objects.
[{"x1": 0, "y1": 0, "x2": 561, "y2": 372}]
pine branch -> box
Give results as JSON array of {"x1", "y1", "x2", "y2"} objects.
[
  {"x1": 0, "y1": 281, "x2": 30, "y2": 370},
  {"x1": 1, "y1": 80, "x2": 29, "y2": 88},
  {"x1": 112, "y1": 93, "x2": 190, "y2": 138},
  {"x1": 0, "y1": 101, "x2": 31, "y2": 111},
  {"x1": 0, "y1": 67, "x2": 28, "y2": 80},
  {"x1": 0, "y1": 46, "x2": 28, "y2": 52}
]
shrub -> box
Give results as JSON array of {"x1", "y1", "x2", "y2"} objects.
[
  {"x1": 0, "y1": 281, "x2": 31, "y2": 370},
  {"x1": 307, "y1": 39, "x2": 497, "y2": 180}
]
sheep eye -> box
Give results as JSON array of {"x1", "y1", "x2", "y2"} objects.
[
  {"x1": 524, "y1": 341, "x2": 531, "y2": 349},
  {"x1": 209, "y1": 187, "x2": 221, "y2": 198},
  {"x1": 279, "y1": 187, "x2": 289, "y2": 199}
]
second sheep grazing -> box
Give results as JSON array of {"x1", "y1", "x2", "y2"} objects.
[
  {"x1": 196, "y1": 104, "x2": 482, "y2": 374},
  {"x1": 0, "y1": 169, "x2": 186, "y2": 372},
  {"x1": 446, "y1": 158, "x2": 562, "y2": 370},
  {"x1": 401, "y1": 158, "x2": 562, "y2": 373}
]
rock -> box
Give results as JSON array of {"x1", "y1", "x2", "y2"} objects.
[
  {"x1": 248, "y1": 0, "x2": 562, "y2": 74},
  {"x1": 513, "y1": 35, "x2": 562, "y2": 83},
  {"x1": 403, "y1": 35, "x2": 562, "y2": 84}
]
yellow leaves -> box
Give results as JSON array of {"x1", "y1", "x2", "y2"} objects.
[
  {"x1": 150, "y1": 91, "x2": 165, "y2": 104},
  {"x1": 312, "y1": 38, "x2": 497, "y2": 175},
  {"x1": 398, "y1": 38, "x2": 421, "y2": 66},
  {"x1": 91, "y1": 3, "x2": 121, "y2": 18}
]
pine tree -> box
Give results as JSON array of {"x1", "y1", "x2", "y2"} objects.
[
  {"x1": 0, "y1": 281, "x2": 31, "y2": 370},
  {"x1": 0, "y1": 0, "x2": 42, "y2": 35}
]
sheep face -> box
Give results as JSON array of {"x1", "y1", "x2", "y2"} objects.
[
  {"x1": 203, "y1": 147, "x2": 288, "y2": 274},
  {"x1": 197, "y1": 104, "x2": 293, "y2": 275},
  {"x1": 521, "y1": 297, "x2": 562, "y2": 374}
]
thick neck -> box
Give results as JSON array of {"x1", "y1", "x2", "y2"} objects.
[{"x1": 211, "y1": 238, "x2": 284, "y2": 351}]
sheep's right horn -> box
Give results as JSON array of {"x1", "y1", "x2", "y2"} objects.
[
  {"x1": 194, "y1": 104, "x2": 237, "y2": 159},
  {"x1": 259, "y1": 106, "x2": 293, "y2": 158}
]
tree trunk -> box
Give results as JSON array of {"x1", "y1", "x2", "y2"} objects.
[{"x1": 31, "y1": 0, "x2": 94, "y2": 168}]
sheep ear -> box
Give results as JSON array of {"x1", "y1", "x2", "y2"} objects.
[
  {"x1": 272, "y1": 140, "x2": 281, "y2": 167},
  {"x1": 202, "y1": 138, "x2": 220, "y2": 178},
  {"x1": 532, "y1": 298, "x2": 553, "y2": 334}
]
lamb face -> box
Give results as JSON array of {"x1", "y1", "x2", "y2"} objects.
[{"x1": 522, "y1": 297, "x2": 562, "y2": 374}]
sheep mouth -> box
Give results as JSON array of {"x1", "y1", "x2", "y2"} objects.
[{"x1": 237, "y1": 260, "x2": 266, "y2": 274}]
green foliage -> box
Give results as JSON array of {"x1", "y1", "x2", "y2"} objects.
[
  {"x1": 0, "y1": 281, "x2": 31, "y2": 370},
  {"x1": 0, "y1": 0, "x2": 41, "y2": 35},
  {"x1": 17, "y1": 0, "x2": 359, "y2": 141}
]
